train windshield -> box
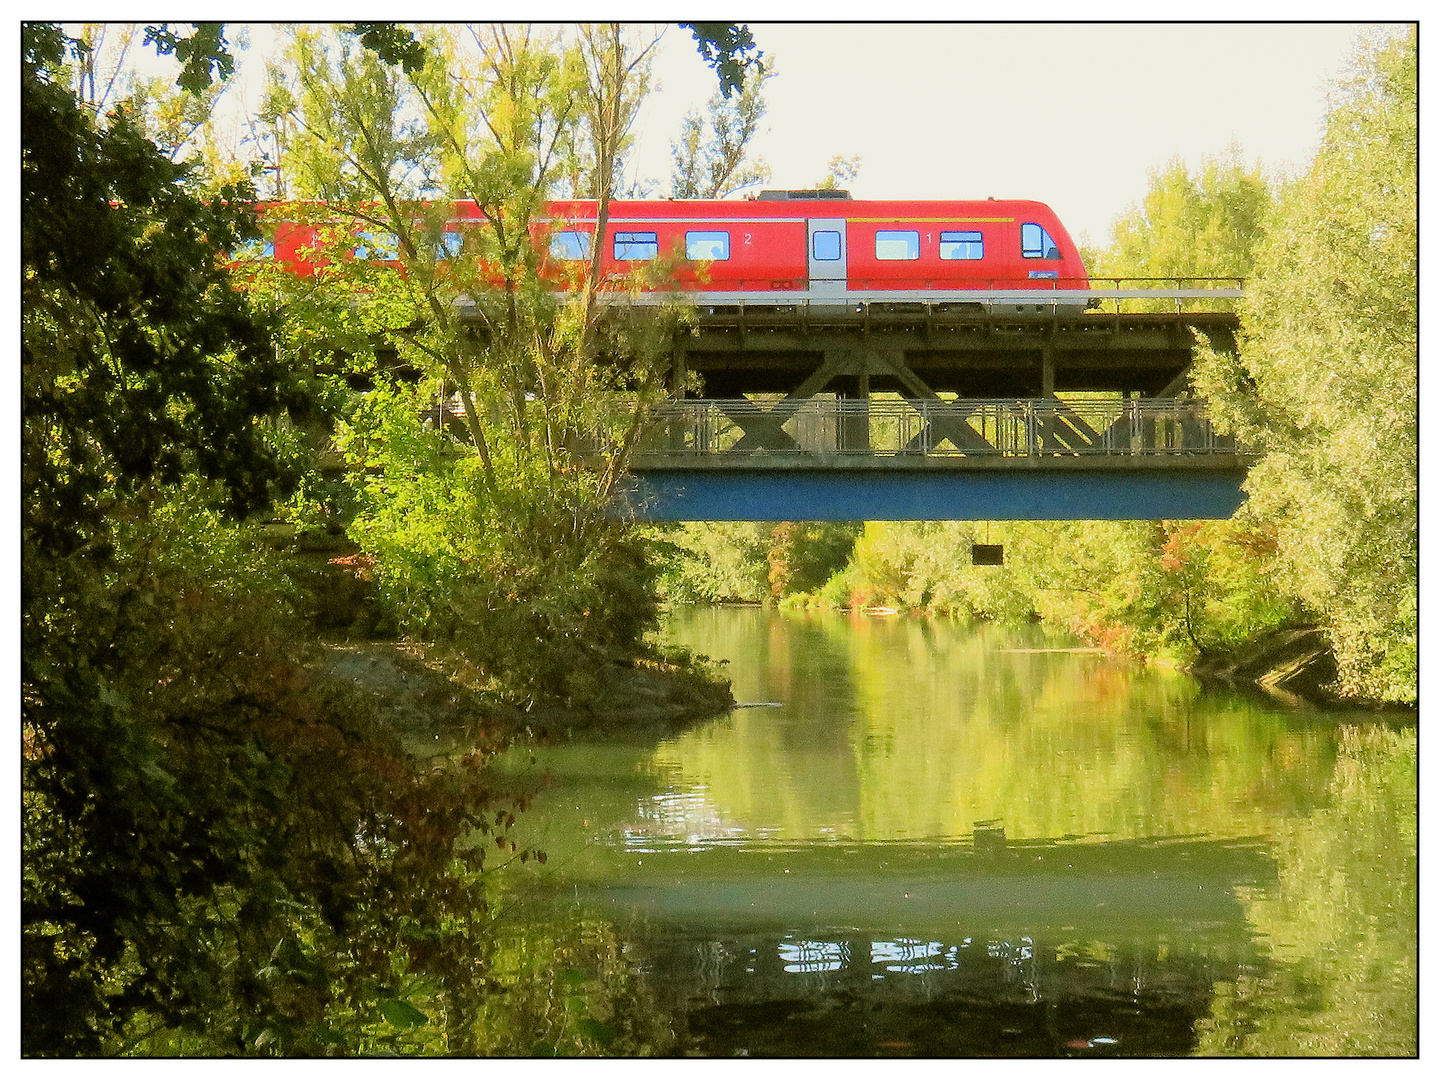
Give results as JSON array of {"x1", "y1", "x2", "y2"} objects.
[{"x1": 1021, "y1": 223, "x2": 1060, "y2": 260}]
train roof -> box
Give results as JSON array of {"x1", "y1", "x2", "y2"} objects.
[
  {"x1": 539, "y1": 197, "x2": 1065, "y2": 220},
  {"x1": 254, "y1": 197, "x2": 1072, "y2": 229}
]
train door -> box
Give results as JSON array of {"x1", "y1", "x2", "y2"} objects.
[{"x1": 807, "y1": 218, "x2": 847, "y2": 294}]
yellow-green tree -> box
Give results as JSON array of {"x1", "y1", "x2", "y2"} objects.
[
  {"x1": 257, "y1": 25, "x2": 704, "y2": 706},
  {"x1": 1091, "y1": 145, "x2": 1271, "y2": 285},
  {"x1": 1197, "y1": 27, "x2": 1417, "y2": 702},
  {"x1": 670, "y1": 63, "x2": 773, "y2": 198}
]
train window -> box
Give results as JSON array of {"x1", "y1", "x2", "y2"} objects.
[
  {"x1": 939, "y1": 230, "x2": 984, "y2": 260},
  {"x1": 614, "y1": 231, "x2": 659, "y2": 260},
  {"x1": 875, "y1": 230, "x2": 920, "y2": 260},
  {"x1": 685, "y1": 231, "x2": 730, "y2": 260},
  {"x1": 812, "y1": 230, "x2": 842, "y2": 261},
  {"x1": 1021, "y1": 223, "x2": 1061, "y2": 260},
  {"x1": 235, "y1": 238, "x2": 275, "y2": 260},
  {"x1": 436, "y1": 232, "x2": 464, "y2": 259},
  {"x1": 354, "y1": 231, "x2": 399, "y2": 260},
  {"x1": 549, "y1": 231, "x2": 591, "y2": 260}
]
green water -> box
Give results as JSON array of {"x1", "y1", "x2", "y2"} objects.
[{"x1": 489, "y1": 606, "x2": 1416, "y2": 1057}]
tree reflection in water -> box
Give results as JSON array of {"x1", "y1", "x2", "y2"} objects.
[{"x1": 482, "y1": 607, "x2": 1415, "y2": 1057}]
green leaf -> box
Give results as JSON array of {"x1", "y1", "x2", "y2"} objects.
[
  {"x1": 574, "y1": 1018, "x2": 619, "y2": 1046},
  {"x1": 140, "y1": 761, "x2": 175, "y2": 786},
  {"x1": 378, "y1": 998, "x2": 428, "y2": 1028}
]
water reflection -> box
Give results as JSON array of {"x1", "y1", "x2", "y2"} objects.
[
  {"x1": 623, "y1": 922, "x2": 1243, "y2": 1057},
  {"x1": 648, "y1": 608, "x2": 1338, "y2": 845},
  {"x1": 490, "y1": 606, "x2": 1416, "y2": 1057}
]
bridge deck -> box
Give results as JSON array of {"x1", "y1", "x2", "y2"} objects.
[
  {"x1": 456, "y1": 287, "x2": 1242, "y2": 400},
  {"x1": 600, "y1": 285, "x2": 1242, "y2": 319}
]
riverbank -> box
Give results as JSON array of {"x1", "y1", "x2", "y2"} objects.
[
  {"x1": 804, "y1": 595, "x2": 1401, "y2": 713},
  {"x1": 314, "y1": 640, "x2": 734, "y2": 747},
  {"x1": 292, "y1": 541, "x2": 734, "y2": 746},
  {"x1": 654, "y1": 518, "x2": 1415, "y2": 711},
  {"x1": 1188, "y1": 624, "x2": 1415, "y2": 714}
]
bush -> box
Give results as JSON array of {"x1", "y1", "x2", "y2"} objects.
[
  {"x1": 22, "y1": 487, "x2": 529, "y2": 1055},
  {"x1": 338, "y1": 385, "x2": 667, "y2": 708}
]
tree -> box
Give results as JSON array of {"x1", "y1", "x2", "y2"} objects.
[
  {"x1": 66, "y1": 23, "x2": 148, "y2": 113},
  {"x1": 670, "y1": 65, "x2": 772, "y2": 198},
  {"x1": 1196, "y1": 27, "x2": 1417, "y2": 701},
  {"x1": 22, "y1": 24, "x2": 532, "y2": 1055},
  {"x1": 23, "y1": 22, "x2": 293, "y2": 1051},
  {"x1": 51, "y1": 23, "x2": 262, "y2": 194},
  {"x1": 570, "y1": 23, "x2": 664, "y2": 360},
  {"x1": 258, "y1": 24, "x2": 700, "y2": 706},
  {"x1": 141, "y1": 22, "x2": 237, "y2": 94},
  {"x1": 1090, "y1": 146, "x2": 1271, "y2": 286},
  {"x1": 815, "y1": 153, "x2": 862, "y2": 192},
  {"x1": 678, "y1": 22, "x2": 764, "y2": 97},
  {"x1": 22, "y1": 23, "x2": 293, "y2": 566}
]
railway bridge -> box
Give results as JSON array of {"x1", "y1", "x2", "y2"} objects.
[{"x1": 586, "y1": 283, "x2": 1254, "y2": 521}]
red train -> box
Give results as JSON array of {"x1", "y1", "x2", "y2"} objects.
[{"x1": 252, "y1": 191, "x2": 1089, "y2": 311}]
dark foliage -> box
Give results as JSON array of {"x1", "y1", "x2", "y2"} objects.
[
  {"x1": 22, "y1": 25, "x2": 299, "y2": 553},
  {"x1": 351, "y1": 22, "x2": 428, "y2": 74},
  {"x1": 141, "y1": 23, "x2": 236, "y2": 95},
  {"x1": 679, "y1": 22, "x2": 764, "y2": 97},
  {"x1": 21, "y1": 25, "x2": 522, "y2": 1055}
]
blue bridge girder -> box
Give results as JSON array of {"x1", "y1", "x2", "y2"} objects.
[{"x1": 615, "y1": 464, "x2": 1250, "y2": 522}]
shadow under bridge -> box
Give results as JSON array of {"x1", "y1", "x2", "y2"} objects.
[{"x1": 609, "y1": 396, "x2": 1254, "y2": 522}]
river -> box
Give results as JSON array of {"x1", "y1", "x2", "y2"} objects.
[{"x1": 485, "y1": 605, "x2": 1416, "y2": 1057}]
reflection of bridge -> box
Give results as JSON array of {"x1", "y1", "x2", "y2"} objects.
[{"x1": 588, "y1": 836, "x2": 1276, "y2": 932}]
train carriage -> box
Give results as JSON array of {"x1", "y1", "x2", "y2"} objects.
[
  {"x1": 251, "y1": 191, "x2": 1090, "y2": 314},
  {"x1": 540, "y1": 192, "x2": 1087, "y2": 302}
]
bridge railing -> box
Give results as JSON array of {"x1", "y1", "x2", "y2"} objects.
[
  {"x1": 627, "y1": 397, "x2": 1246, "y2": 460},
  {"x1": 1081, "y1": 277, "x2": 1244, "y2": 316},
  {"x1": 585, "y1": 277, "x2": 1244, "y2": 322}
]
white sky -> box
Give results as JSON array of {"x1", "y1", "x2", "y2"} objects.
[
  {"x1": 206, "y1": 17, "x2": 1378, "y2": 249},
  {"x1": 627, "y1": 22, "x2": 1371, "y2": 247},
  {"x1": 651, "y1": 23, "x2": 1373, "y2": 246}
]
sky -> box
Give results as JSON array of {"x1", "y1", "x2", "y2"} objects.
[
  {"x1": 203, "y1": 18, "x2": 1378, "y2": 250},
  {"x1": 30, "y1": 14, "x2": 1399, "y2": 251},
  {"x1": 624, "y1": 22, "x2": 1371, "y2": 246}
]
